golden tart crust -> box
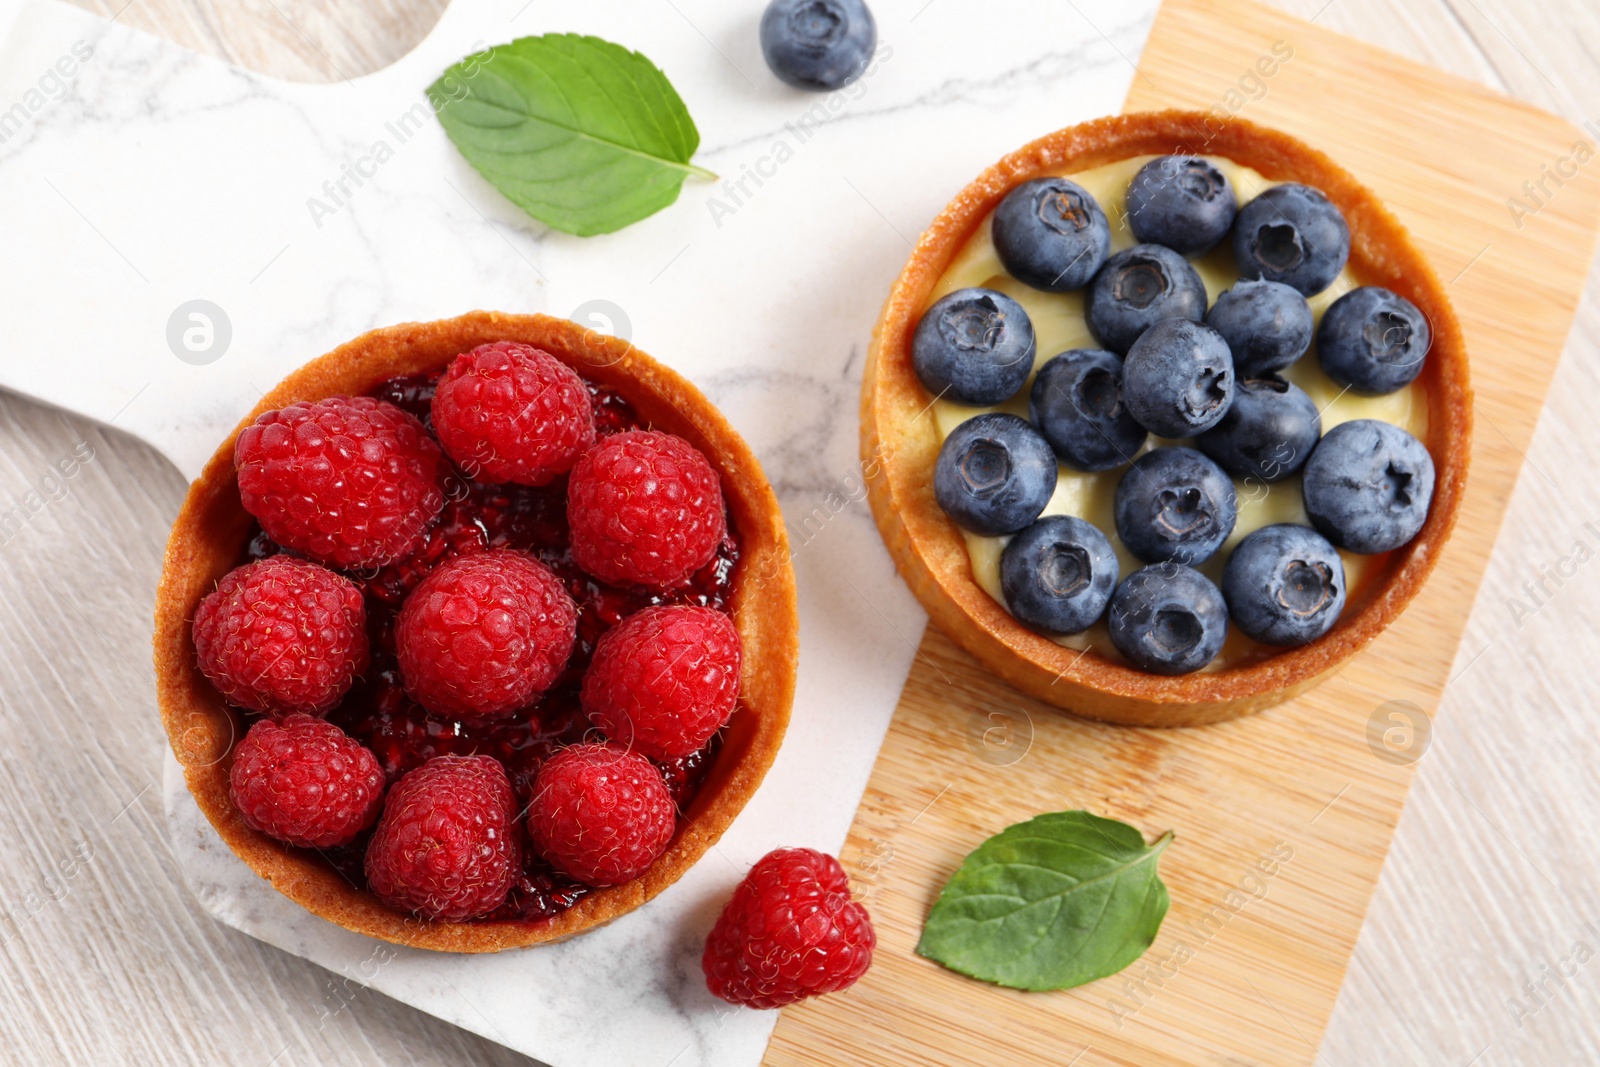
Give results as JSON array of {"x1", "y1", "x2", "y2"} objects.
[
  {"x1": 862, "y1": 111, "x2": 1471, "y2": 727},
  {"x1": 154, "y1": 311, "x2": 798, "y2": 952}
]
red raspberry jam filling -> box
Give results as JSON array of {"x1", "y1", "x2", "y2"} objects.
[{"x1": 241, "y1": 369, "x2": 739, "y2": 924}]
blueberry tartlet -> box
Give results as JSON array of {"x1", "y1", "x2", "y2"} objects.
[
  {"x1": 862, "y1": 112, "x2": 1470, "y2": 726},
  {"x1": 155, "y1": 312, "x2": 797, "y2": 951}
]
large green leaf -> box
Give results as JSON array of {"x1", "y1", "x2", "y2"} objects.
[
  {"x1": 429, "y1": 34, "x2": 712, "y2": 237},
  {"x1": 916, "y1": 811, "x2": 1172, "y2": 991}
]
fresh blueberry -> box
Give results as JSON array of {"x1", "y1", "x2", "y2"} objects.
[
  {"x1": 1029, "y1": 349, "x2": 1148, "y2": 471},
  {"x1": 1317, "y1": 286, "x2": 1431, "y2": 394},
  {"x1": 991, "y1": 178, "x2": 1111, "y2": 292},
  {"x1": 1126, "y1": 156, "x2": 1238, "y2": 255},
  {"x1": 1230, "y1": 183, "x2": 1350, "y2": 296},
  {"x1": 912, "y1": 287, "x2": 1037, "y2": 405},
  {"x1": 1196, "y1": 376, "x2": 1320, "y2": 483},
  {"x1": 760, "y1": 0, "x2": 877, "y2": 91},
  {"x1": 1085, "y1": 244, "x2": 1207, "y2": 355},
  {"x1": 1113, "y1": 446, "x2": 1238, "y2": 565},
  {"x1": 1206, "y1": 279, "x2": 1314, "y2": 376},
  {"x1": 1107, "y1": 563, "x2": 1228, "y2": 674},
  {"x1": 934, "y1": 413, "x2": 1058, "y2": 535},
  {"x1": 1222, "y1": 524, "x2": 1347, "y2": 647},
  {"x1": 1301, "y1": 419, "x2": 1435, "y2": 553},
  {"x1": 1000, "y1": 515, "x2": 1119, "y2": 635},
  {"x1": 1121, "y1": 319, "x2": 1235, "y2": 438}
]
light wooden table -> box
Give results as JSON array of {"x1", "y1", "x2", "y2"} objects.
[{"x1": 4, "y1": 1, "x2": 1594, "y2": 1064}]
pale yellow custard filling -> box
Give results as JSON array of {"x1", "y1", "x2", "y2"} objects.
[{"x1": 926, "y1": 155, "x2": 1428, "y2": 667}]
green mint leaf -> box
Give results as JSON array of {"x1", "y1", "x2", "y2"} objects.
[
  {"x1": 915, "y1": 811, "x2": 1173, "y2": 991},
  {"x1": 428, "y1": 34, "x2": 713, "y2": 237}
]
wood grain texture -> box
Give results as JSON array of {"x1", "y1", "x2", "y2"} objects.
[
  {"x1": 7, "y1": 1, "x2": 1598, "y2": 1066},
  {"x1": 71, "y1": 0, "x2": 448, "y2": 84},
  {"x1": 765, "y1": 0, "x2": 1600, "y2": 1064}
]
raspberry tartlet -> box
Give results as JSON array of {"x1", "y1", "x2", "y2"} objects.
[
  {"x1": 155, "y1": 312, "x2": 797, "y2": 952},
  {"x1": 863, "y1": 112, "x2": 1471, "y2": 726}
]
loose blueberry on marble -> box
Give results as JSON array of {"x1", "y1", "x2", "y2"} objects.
[
  {"x1": 1121, "y1": 319, "x2": 1235, "y2": 438},
  {"x1": 1113, "y1": 446, "x2": 1238, "y2": 565},
  {"x1": 1222, "y1": 523, "x2": 1347, "y2": 647},
  {"x1": 1126, "y1": 156, "x2": 1238, "y2": 255},
  {"x1": 1196, "y1": 375, "x2": 1321, "y2": 483},
  {"x1": 933, "y1": 413, "x2": 1058, "y2": 536},
  {"x1": 1085, "y1": 243, "x2": 1208, "y2": 355},
  {"x1": 1317, "y1": 286, "x2": 1432, "y2": 394},
  {"x1": 759, "y1": 0, "x2": 877, "y2": 91},
  {"x1": 1000, "y1": 515, "x2": 1119, "y2": 635},
  {"x1": 1206, "y1": 279, "x2": 1314, "y2": 377},
  {"x1": 991, "y1": 178, "x2": 1112, "y2": 292},
  {"x1": 912, "y1": 287, "x2": 1037, "y2": 405},
  {"x1": 1107, "y1": 562, "x2": 1228, "y2": 674},
  {"x1": 1029, "y1": 349, "x2": 1148, "y2": 472},
  {"x1": 1301, "y1": 419, "x2": 1435, "y2": 553},
  {"x1": 1231, "y1": 183, "x2": 1351, "y2": 296}
]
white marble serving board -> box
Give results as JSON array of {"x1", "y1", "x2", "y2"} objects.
[{"x1": 0, "y1": 0, "x2": 1159, "y2": 1062}]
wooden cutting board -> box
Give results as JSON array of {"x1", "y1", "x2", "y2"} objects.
[{"x1": 764, "y1": 0, "x2": 1600, "y2": 1063}]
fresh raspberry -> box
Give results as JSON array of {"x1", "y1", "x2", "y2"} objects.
[
  {"x1": 192, "y1": 556, "x2": 368, "y2": 717},
  {"x1": 364, "y1": 754, "x2": 519, "y2": 921},
  {"x1": 228, "y1": 715, "x2": 385, "y2": 848},
  {"x1": 430, "y1": 342, "x2": 597, "y2": 486},
  {"x1": 567, "y1": 430, "x2": 727, "y2": 589},
  {"x1": 703, "y1": 848, "x2": 876, "y2": 1009},
  {"x1": 582, "y1": 606, "x2": 742, "y2": 760},
  {"x1": 234, "y1": 395, "x2": 445, "y2": 569},
  {"x1": 395, "y1": 550, "x2": 577, "y2": 722},
  {"x1": 527, "y1": 743, "x2": 675, "y2": 887}
]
